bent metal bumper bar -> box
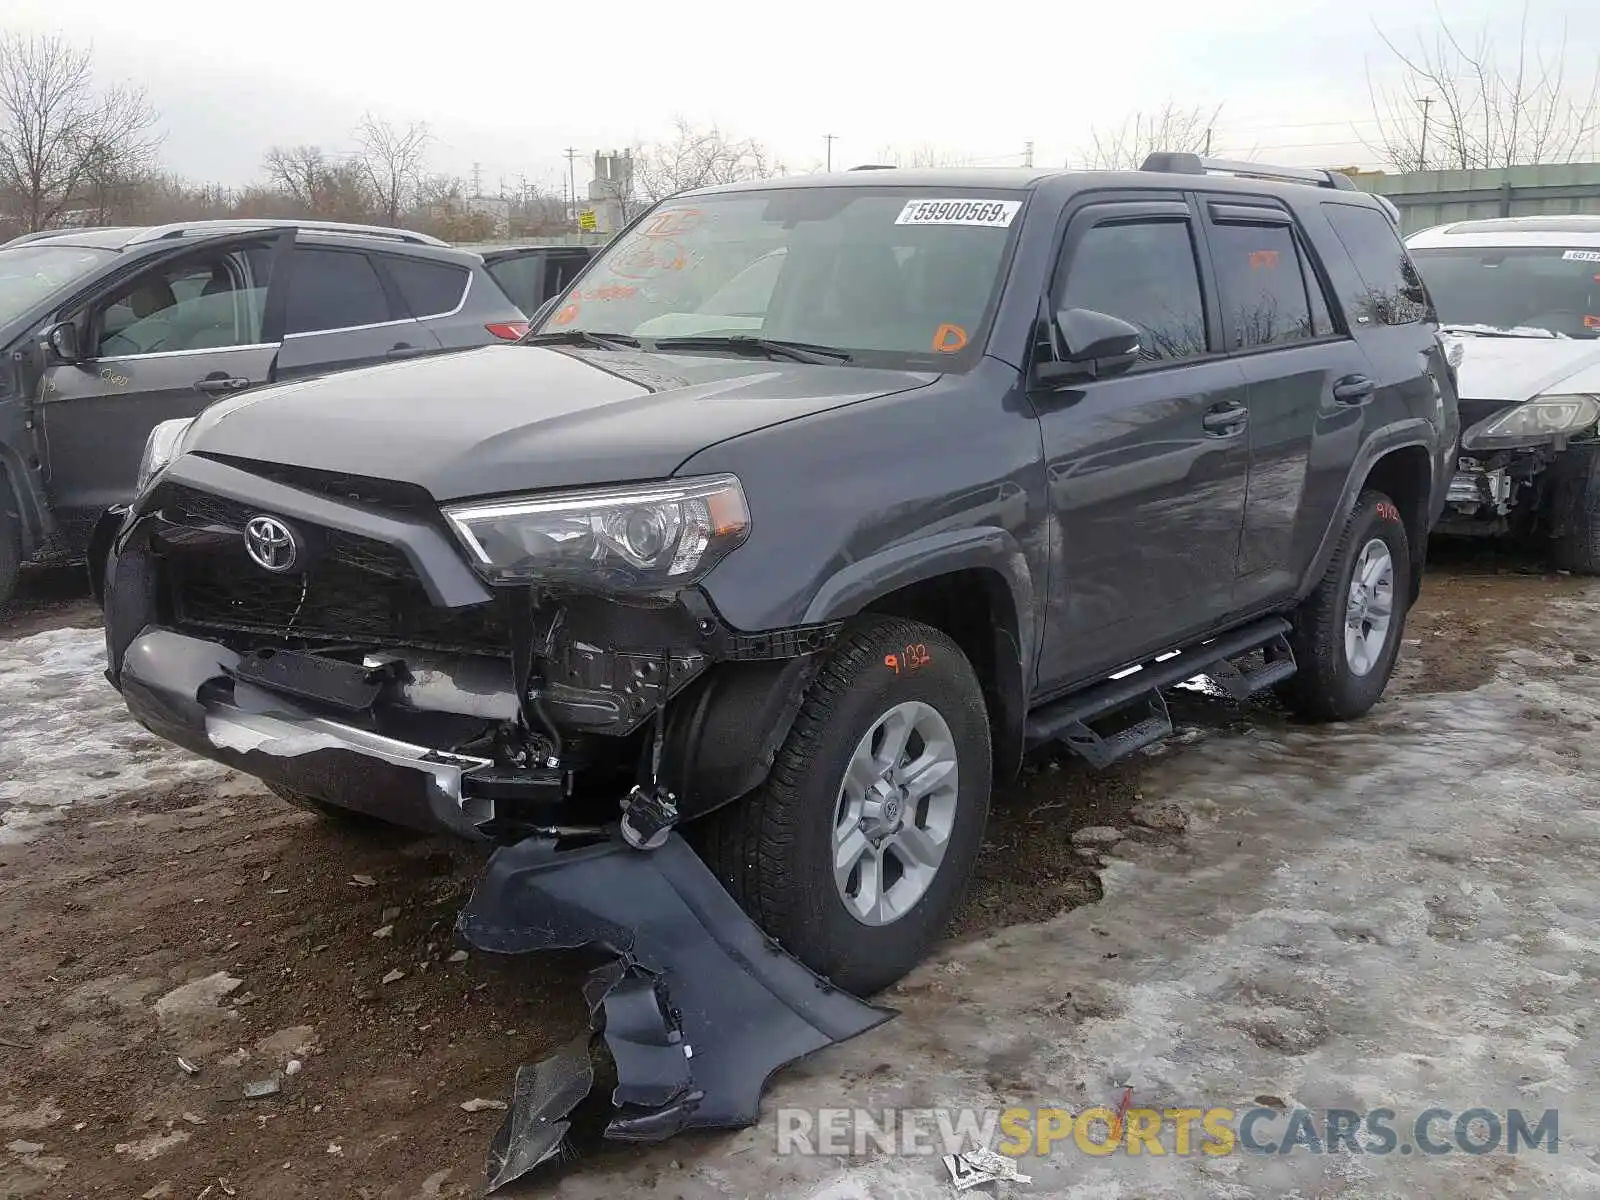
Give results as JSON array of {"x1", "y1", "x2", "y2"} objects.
[{"x1": 116, "y1": 627, "x2": 497, "y2": 839}]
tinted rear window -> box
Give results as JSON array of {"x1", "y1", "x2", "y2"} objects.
[
  {"x1": 285, "y1": 249, "x2": 393, "y2": 334},
  {"x1": 386, "y1": 257, "x2": 469, "y2": 318}
]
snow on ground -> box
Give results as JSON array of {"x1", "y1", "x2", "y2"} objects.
[
  {"x1": 0, "y1": 626, "x2": 231, "y2": 845},
  {"x1": 555, "y1": 596, "x2": 1600, "y2": 1199}
]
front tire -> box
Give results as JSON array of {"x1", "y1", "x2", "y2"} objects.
[
  {"x1": 697, "y1": 616, "x2": 992, "y2": 995},
  {"x1": 1548, "y1": 449, "x2": 1600, "y2": 575},
  {"x1": 1278, "y1": 489, "x2": 1411, "y2": 722}
]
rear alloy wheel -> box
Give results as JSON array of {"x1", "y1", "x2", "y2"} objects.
[
  {"x1": 1278, "y1": 488, "x2": 1411, "y2": 722},
  {"x1": 697, "y1": 616, "x2": 991, "y2": 995}
]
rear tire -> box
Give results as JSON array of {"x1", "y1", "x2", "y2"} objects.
[
  {"x1": 1277, "y1": 489, "x2": 1411, "y2": 722},
  {"x1": 696, "y1": 616, "x2": 992, "y2": 995}
]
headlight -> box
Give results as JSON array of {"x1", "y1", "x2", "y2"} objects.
[
  {"x1": 135, "y1": 418, "x2": 196, "y2": 493},
  {"x1": 1463, "y1": 394, "x2": 1600, "y2": 450},
  {"x1": 444, "y1": 474, "x2": 751, "y2": 590}
]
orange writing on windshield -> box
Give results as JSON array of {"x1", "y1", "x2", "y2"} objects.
[
  {"x1": 932, "y1": 323, "x2": 969, "y2": 353},
  {"x1": 1585, "y1": 315, "x2": 1600, "y2": 330},
  {"x1": 639, "y1": 209, "x2": 702, "y2": 239},
  {"x1": 553, "y1": 303, "x2": 580, "y2": 326},
  {"x1": 1248, "y1": 249, "x2": 1280, "y2": 269}
]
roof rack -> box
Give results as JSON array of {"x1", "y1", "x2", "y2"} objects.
[
  {"x1": 123, "y1": 219, "x2": 449, "y2": 247},
  {"x1": 1140, "y1": 152, "x2": 1358, "y2": 192}
]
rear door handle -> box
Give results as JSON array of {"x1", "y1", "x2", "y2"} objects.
[
  {"x1": 1333, "y1": 374, "x2": 1376, "y2": 405},
  {"x1": 386, "y1": 342, "x2": 426, "y2": 360},
  {"x1": 1202, "y1": 402, "x2": 1248, "y2": 436},
  {"x1": 194, "y1": 374, "x2": 253, "y2": 395}
]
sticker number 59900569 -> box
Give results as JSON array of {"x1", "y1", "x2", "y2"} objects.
[{"x1": 895, "y1": 199, "x2": 1022, "y2": 228}]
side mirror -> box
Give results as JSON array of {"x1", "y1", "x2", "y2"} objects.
[
  {"x1": 1033, "y1": 308, "x2": 1143, "y2": 387},
  {"x1": 45, "y1": 320, "x2": 83, "y2": 364}
]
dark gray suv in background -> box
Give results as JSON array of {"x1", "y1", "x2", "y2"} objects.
[
  {"x1": 100, "y1": 156, "x2": 1457, "y2": 997},
  {"x1": 0, "y1": 219, "x2": 533, "y2": 603}
]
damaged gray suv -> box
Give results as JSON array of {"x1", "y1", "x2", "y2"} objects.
[{"x1": 100, "y1": 156, "x2": 1457, "y2": 995}]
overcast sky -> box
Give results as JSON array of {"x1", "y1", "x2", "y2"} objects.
[{"x1": 10, "y1": 0, "x2": 1600, "y2": 196}]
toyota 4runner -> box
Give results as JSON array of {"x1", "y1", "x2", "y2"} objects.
[{"x1": 99, "y1": 155, "x2": 1458, "y2": 995}]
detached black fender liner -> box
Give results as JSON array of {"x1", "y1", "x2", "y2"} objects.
[{"x1": 456, "y1": 832, "x2": 895, "y2": 1190}]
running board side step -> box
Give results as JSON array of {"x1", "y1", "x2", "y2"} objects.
[{"x1": 1025, "y1": 616, "x2": 1295, "y2": 767}]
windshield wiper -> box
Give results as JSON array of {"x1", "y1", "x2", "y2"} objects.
[
  {"x1": 521, "y1": 329, "x2": 640, "y2": 351},
  {"x1": 650, "y1": 335, "x2": 852, "y2": 365}
]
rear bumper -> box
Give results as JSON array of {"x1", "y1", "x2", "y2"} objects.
[{"x1": 118, "y1": 626, "x2": 496, "y2": 840}]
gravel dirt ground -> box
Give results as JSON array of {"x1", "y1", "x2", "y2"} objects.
[{"x1": 0, "y1": 541, "x2": 1594, "y2": 1198}]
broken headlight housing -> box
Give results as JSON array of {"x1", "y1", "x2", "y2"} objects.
[
  {"x1": 1463, "y1": 394, "x2": 1600, "y2": 451},
  {"x1": 135, "y1": 417, "x2": 197, "y2": 494},
  {"x1": 444, "y1": 474, "x2": 751, "y2": 591}
]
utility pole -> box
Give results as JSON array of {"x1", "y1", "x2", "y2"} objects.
[
  {"x1": 470, "y1": 162, "x2": 482, "y2": 197},
  {"x1": 564, "y1": 147, "x2": 580, "y2": 224},
  {"x1": 1023, "y1": 140, "x2": 1033, "y2": 167},
  {"x1": 1203, "y1": 127, "x2": 1213, "y2": 155},
  {"x1": 823, "y1": 133, "x2": 837, "y2": 171},
  {"x1": 1418, "y1": 96, "x2": 1434, "y2": 171}
]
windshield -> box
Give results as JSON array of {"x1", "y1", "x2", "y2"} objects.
[
  {"x1": 539, "y1": 186, "x2": 1027, "y2": 367},
  {"x1": 1409, "y1": 246, "x2": 1600, "y2": 339},
  {"x1": 0, "y1": 244, "x2": 115, "y2": 328}
]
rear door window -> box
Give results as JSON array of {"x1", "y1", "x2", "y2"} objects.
[
  {"x1": 384, "y1": 257, "x2": 469, "y2": 319},
  {"x1": 1323, "y1": 203, "x2": 1429, "y2": 326},
  {"x1": 284, "y1": 248, "x2": 395, "y2": 335},
  {"x1": 1207, "y1": 222, "x2": 1317, "y2": 350}
]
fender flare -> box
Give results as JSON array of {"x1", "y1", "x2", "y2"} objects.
[
  {"x1": 803, "y1": 525, "x2": 1035, "y2": 780},
  {"x1": 1299, "y1": 421, "x2": 1436, "y2": 600}
]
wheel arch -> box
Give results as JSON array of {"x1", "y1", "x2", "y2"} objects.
[{"x1": 1301, "y1": 428, "x2": 1434, "y2": 606}]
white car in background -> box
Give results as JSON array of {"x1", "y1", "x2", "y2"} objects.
[{"x1": 1406, "y1": 215, "x2": 1600, "y2": 571}]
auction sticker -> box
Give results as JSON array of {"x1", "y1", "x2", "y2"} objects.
[
  {"x1": 1561, "y1": 249, "x2": 1600, "y2": 262},
  {"x1": 896, "y1": 198, "x2": 1022, "y2": 228}
]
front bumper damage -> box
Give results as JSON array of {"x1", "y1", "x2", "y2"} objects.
[{"x1": 457, "y1": 834, "x2": 894, "y2": 1190}]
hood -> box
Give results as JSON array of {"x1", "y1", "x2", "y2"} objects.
[
  {"x1": 187, "y1": 344, "x2": 936, "y2": 501},
  {"x1": 1447, "y1": 334, "x2": 1600, "y2": 404}
]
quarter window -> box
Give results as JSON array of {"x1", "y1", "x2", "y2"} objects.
[
  {"x1": 384, "y1": 257, "x2": 469, "y2": 319},
  {"x1": 1056, "y1": 220, "x2": 1209, "y2": 364},
  {"x1": 1208, "y1": 222, "x2": 1315, "y2": 350},
  {"x1": 284, "y1": 249, "x2": 393, "y2": 335},
  {"x1": 1323, "y1": 203, "x2": 1429, "y2": 326}
]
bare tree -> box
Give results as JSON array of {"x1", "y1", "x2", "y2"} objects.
[
  {"x1": 354, "y1": 112, "x2": 430, "y2": 226},
  {"x1": 1367, "y1": 2, "x2": 1600, "y2": 170},
  {"x1": 0, "y1": 33, "x2": 160, "y2": 231},
  {"x1": 261, "y1": 144, "x2": 373, "y2": 219},
  {"x1": 1076, "y1": 100, "x2": 1223, "y2": 169},
  {"x1": 634, "y1": 117, "x2": 784, "y2": 203}
]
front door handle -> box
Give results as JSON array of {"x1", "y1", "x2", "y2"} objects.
[
  {"x1": 386, "y1": 342, "x2": 426, "y2": 360},
  {"x1": 194, "y1": 373, "x2": 253, "y2": 395},
  {"x1": 1202, "y1": 402, "x2": 1248, "y2": 436},
  {"x1": 1333, "y1": 374, "x2": 1376, "y2": 405}
]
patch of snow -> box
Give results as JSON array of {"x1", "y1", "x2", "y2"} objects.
[{"x1": 0, "y1": 626, "x2": 231, "y2": 845}]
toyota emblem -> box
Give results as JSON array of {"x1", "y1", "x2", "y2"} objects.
[{"x1": 244, "y1": 515, "x2": 300, "y2": 573}]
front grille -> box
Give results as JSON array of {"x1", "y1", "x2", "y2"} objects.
[{"x1": 157, "y1": 483, "x2": 507, "y2": 656}]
